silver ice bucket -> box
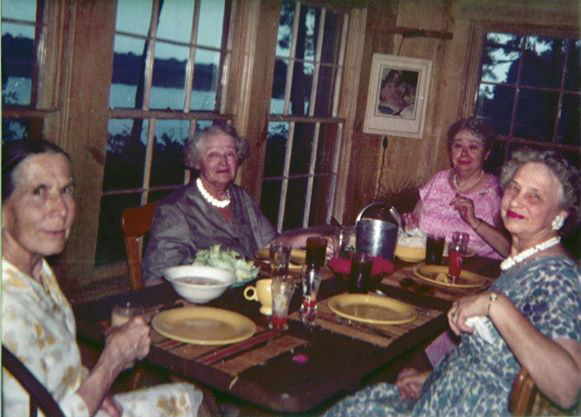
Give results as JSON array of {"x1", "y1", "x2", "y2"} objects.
[{"x1": 355, "y1": 202, "x2": 399, "y2": 260}]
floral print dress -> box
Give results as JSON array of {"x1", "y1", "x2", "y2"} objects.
[
  {"x1": 2, "y1": 259, "x2": 203, "y2": 417},
  {"x1": 323, "y1": 256, "x2": 580, "y2": 417}
]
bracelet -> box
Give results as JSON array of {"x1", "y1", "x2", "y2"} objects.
[{"x1": 486, "y1": 292, "x2": 498, "y2": 316}]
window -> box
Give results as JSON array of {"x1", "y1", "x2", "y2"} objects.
[
  {"x1": 2, "y1": 0, "x2": 46, "y2": 141},
  {"x1": 96, "y1": 0, "x2": 233, "y2": 266},
  {"x1": 261, "y1": 0, "x2": 347, "y2": 231},
  {"x1": 474, "y1": 31, "x2": 580, "y2": 172}
]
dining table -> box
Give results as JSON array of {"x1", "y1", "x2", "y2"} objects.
[{"x1": 73, "y1": 255, "x2": 500, "y2": 415}]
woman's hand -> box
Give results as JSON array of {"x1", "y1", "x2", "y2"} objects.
[
  {"x1": 450, "y1": 195, "x2": 479, "y2": 228},
  {"x1": 104, "y1": 316, "x2": 151, "y2": 372},
  {"x1": 99, "y1": 394, "x2": 122, "y2": 417},
  {"x1": 396, "y1": 368, "x2": 430, "y2": 400},
  {"x1": 447, "y1": 293, "x2": 490, "y2": 336}
]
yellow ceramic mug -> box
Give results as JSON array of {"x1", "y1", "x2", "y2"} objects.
[{"x1": 243, "y1": 278, "x2": 272, "y2": 315}]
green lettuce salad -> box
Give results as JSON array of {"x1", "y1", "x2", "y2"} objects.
[{"x1": 193, "y1": 245, "x2": 259, "y2": 283}]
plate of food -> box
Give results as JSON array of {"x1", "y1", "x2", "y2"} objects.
[
  {"x1": 152, "y1": 307, "x2": 256, "y2": 345},
  {"x1": 193, "y1": 245, "x2": 260, "y2": 288},
  {"x1": 328, "y1": 294, "x2": 417, "y2": 325},
  {"x1": 413, "y1": 264, "x2": 488, "y2": 289}
]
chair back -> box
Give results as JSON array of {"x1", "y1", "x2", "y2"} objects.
[
  {"x1": 121, "y1": 201, "x2": 159, "y2": 290},
  {"x1": 2, "y1": 345, "x2": 66, "y2": 417},
  {"x1": 509, "y1": 367, "x2": 572, "y2": 416}
]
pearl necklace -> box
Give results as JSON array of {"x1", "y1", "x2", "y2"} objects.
[
  {"x1": 500, "y1": 237, "x2": 561, "y2": 270},
  {"x1": 453, "y1": 170, "x2": 484, "y2": 192},
  {"x1": 196, "y1": 178, "x2": 231, "y2": 208}
]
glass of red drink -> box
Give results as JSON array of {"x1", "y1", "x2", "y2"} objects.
[
  {"x1": 448, "y1": 232, "x2": 469, "y2": 279},
  {"x1": 270, "y1": 277, "x2": 295, "y2": 331}
]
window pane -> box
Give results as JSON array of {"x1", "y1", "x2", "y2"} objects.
[
  {"x1": 150, "y1": 42, "x2": 188, "y2": 110},
  {"x1": 276, "y1": 0, "x2": 295, "y2": 58},
  {"x1": 557, "y1": 93, "x2": 580, "y2": 146},
  {"x1": 149, "y1": 189, "x2": 177, "y2": 203},
  {"x1": 564, "y1": 40, "x2": 580, "y2": 91},
  {"x1": 270, "y1": 59, "x2": 288, "y2": 113},
  {"x1": 315, "y1": 65, "x2": 336, "y2": 116},
  {"x1": 289, "y1": 123, "x2": 314, "y2": 175},
  {"x1": 483, "y1": 139, "x2": 506, "y2": 176},
  {"x1": 150, "y1": 119, "x2": 189, "y2": 186},
  {"x1": 157, "y1": 0, "x2": 194, "y2": 43},
  {"x1": 514, "y1": 89, "x2": 558, "y2": 141},
  {"x1": 321, "y1": 11, "x2": 342, "y2": 65},
  {"x1": 2, "y1": 118, "x2": 29, "y2": 141},
  {"x1": 190, "y1": 49, "x2": 219, "y2": 111},
  {"x1": 197, "y1": 0, "x2": 225, "y2": 48},
  {"x1": 260, "y1": 179, "x2": 282, "y2": 227},
  {"x1": 104, "y1": 119, "x2": 150, "y2": 191},
  {"x1": 296, "y1": 5, "x2": 320, "y2": 62},
  {"x1": 115, "y1": 0, "x2": 153, "y2": 36},
  {"x1": 283, "y1": 177, "x2": 307, "y2": 230},
  {"x1": 521, "y1": 36, "x2": 564, "y2": 89},
  {"x1": 2, "y1": 0, "x2": 36, "y2": 20},
  {"x1": 315, "y1": 123, "x2": 337, "y2": 174},
  {"x1": 263, "y1": 122, "x2": 288, "y2": 177},
  {"x1": 481, "y1": 43, "x2": 521, "y2": 84},
  {"x1": 2, "y1": 23, "x2": 35, "y2": 105},
  {"x1": 95, "y1": 193, "x2": 142, "y2": 266},
  {"x1": 475, "y1": 84, "x2": 515, "y2": 136},
  {"x1": 110, "y1": 35, "x2": 146, "y2": 109},
  {"x1": 290, "y1": 61, "x2": 313, "y2": 115}
]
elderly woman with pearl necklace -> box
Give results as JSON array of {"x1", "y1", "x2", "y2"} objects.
[
  {"x1": 142, "y1": 124, "x2": 310, "y2": 286},
  {"x1": 323, "y1": 148, "x2": 580, "y2": 416}
]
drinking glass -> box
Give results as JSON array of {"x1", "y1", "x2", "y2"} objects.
[
  {"x1": 111, "y1": 302, "x2": 144, "y2": 327},
  {"x1": 270, "y1": 241, "x2": 292, "y2": 278},
  {"x1": 334, "y1": 226, "x2": 355, "y2": 259},
  {"x1": 425, "y1": 234, "x2": 445, "y2": 265},
  {"x1": 270, "y1": 277, "x2": 295, "y2": 331},
  {"x1": 448, "y1": 232, "x2": 469, "y2": 278},
  {"x1": 306, "y1": 237, "x2": 327, "y2": 267},
  {"x1": 349, "y1": 253, "x2": 373, "y2": 294}
]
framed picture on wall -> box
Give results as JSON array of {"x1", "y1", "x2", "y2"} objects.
[{"x1": 363, "y1": 54, "x2": 432, "y2": 139}]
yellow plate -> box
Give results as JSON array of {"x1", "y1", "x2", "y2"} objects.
[
  {"x1": 255, "y1": 247, "x2": 306, "y2": 265},
  {"x1": 413, "y1": 264, "x2": 488, "y2": 289},
  {"x1": 327, "y1": 294, "x2": 418, "y2": 325},
  {"x1": 152, "y1": 307, "x2": 256, "y2": 345}
]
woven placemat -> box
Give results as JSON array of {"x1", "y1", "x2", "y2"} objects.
[{"x1": 289, "y1": 298, "x2": 442, "y2": 348}]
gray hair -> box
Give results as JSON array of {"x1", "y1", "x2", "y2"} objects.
[
  {"x1": 499, "y1": 147, "x2": 580, "y2": 213},
  {"x1": 183, "y1": 123, "x2": 250, "y2": 169}
]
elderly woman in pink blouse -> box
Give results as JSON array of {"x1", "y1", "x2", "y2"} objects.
[
  {"x1": 403, "y1": 117, "x2": 511, "y2": 367},
  {"x1": 404, "y1": 117, "x2": 510, "y2": 259}
]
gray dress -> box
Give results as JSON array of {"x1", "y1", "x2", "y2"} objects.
[
  {"x1": 142, "y1": 182, "x2": 277, "y2": 284},
  {"x1": 323, "y1": 256, "x2": 580, "y2": 416}
]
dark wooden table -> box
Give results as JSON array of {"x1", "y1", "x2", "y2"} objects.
[{"x1": 73, "y1": 257, "x2": 498, "y2": 414}]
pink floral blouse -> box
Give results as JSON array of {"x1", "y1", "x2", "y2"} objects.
[{"x1": 418, "y1": 169, "x2": 503, "y2": 259}]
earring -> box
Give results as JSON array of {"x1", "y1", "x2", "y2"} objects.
[{"x1": 551, "y1": 214, "x2": 565, "y2": 231}]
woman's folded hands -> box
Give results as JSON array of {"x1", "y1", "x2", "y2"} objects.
[{"x1": 396, "y1": 368, "x2": 431, "y2": 400}]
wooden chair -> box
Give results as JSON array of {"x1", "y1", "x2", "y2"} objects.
[
  {"x1": 121, "y1": 201, "x2": 159, "y2": 290},
  {"x1": 2, "y1": 345, "x2": 66, "y2": 417},
  {"x1": 509, "y1": 367, "x2": 575, "y2": 416}
]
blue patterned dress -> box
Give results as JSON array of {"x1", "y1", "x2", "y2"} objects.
[{"x1": 323, "y1": 256, "x2": 580, "y2": 417}]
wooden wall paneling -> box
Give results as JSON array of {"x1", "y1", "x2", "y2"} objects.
[{"x1": 55, "y1": 0, "x2": 117, "y2": 287}]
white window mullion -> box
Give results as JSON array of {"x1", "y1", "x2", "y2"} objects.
[
  {"x1": 326, "y1": 122, "x2": 343, "y2": 223},
  {"x1": 332, "y1": 14, "x2": 348, "y2": 117},
  {"x1": 277, "y1": 122, "x2": 295, "y2": 231},
  {"x1": 283, "y1": 1, "x2": 301, "y2": 115},
  {"x1": 308, "y1": 8, "x2": 325, "y2": 117},
  {"x1": 142, "y1": 0, "x2": 160, "y2": 111},
  {"x1": 303, "y1": 122, "x2": 320, "y2": 227},
  {"x1": 183, "y1": 0, "x2": 201, "y2": 112},
  {"x1": 141, "y1": 118, "x2": 157, "y2": 204}
]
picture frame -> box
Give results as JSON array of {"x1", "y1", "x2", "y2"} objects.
[{"x1": 363, "y1": 54, "x2": 432, "y2": 139}]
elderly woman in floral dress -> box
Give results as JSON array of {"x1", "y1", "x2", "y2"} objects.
[
  {"x1": 2, "y1": 140, "x2": 203, "y2": 417},
  {"x1": 324, "y1": 148, "x2": 580, "y2": 416}
]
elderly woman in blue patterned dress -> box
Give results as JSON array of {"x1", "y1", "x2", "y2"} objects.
[
  {"x1": 2, "y1": 140, "x2": 203, "y2": 417},
  {"x1": 142, "y1": 123, "x2": 318, "y2": 286},
  {"x1": 323, "y1": 148, "x2": 580, "y2": 416}
]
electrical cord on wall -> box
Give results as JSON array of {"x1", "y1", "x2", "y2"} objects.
[{"x1": 375, "y1": 135, "x2": 389, "y2": 199}]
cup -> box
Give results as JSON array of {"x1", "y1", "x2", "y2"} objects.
[
  {"x1": 349, "y1": 253, "x2": 373, "y2": 294},
  {"x1": 301, "y1": 264, "x2": 322, "y2": 308},
  {"x1": 448, "y1": 232, "x2": 470, "y2": 278},
  {"x1": 111, "y1": 302, "x2": 144, "y2": 327},
  {"x1": 270, "y1": 277, "x2": 295, "y2": 331},
  {"x1": 270, "y1": 241, "x2": 292, "y2": 277},
  {"x1": 243, "y1": 279, "x2": 273, "y2": 315},
  {"x1": 425, "y1": 234, "x2": 445, "y2": 265},
  {"x1": 306, "y1": 237, "x2": 327, "y2": 267},
  {"x1": 334, "y1": 226, "x2": 355, "y2": 258}
]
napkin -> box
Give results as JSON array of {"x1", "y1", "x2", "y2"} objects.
[
  {"x1": 328, "y1": 256, "x2": 394, "y2": 276},
  {"x1": 465, "y1": 316, "x2": 495, "y2": 344}
]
